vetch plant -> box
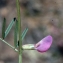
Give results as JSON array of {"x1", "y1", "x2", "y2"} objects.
[{"x1": 0, "y1": 0, "x2": 53, "y2": 63}]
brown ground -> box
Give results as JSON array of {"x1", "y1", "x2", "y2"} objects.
[{"x1": 0, "y1": 0, "x2": 63, "y2": 63}]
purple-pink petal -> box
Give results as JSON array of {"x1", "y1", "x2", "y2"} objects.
[{"x1": 35, "y1": 35, "x2": 53, "y2": 52}]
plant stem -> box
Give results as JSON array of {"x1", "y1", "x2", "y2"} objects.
[
  {"x1": 0, "y1": 38, "x2": 18, "y2": 52},
  {"x1": 16, "y1": 0, "x2": 22, "y2": 63}
]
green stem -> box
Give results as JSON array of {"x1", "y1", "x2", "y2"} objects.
[
  {"x1": 0, "y1": 38, "x2": 35, "y2": 52},
  {"x1": 0, "y1": 38, "x2": 18, "y2": 52},
  {"x1": 16, "y1": 0, "x2": 22, "y2": 63}
]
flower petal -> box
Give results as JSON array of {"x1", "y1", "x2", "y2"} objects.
[{"x1": 35, "y1": 35, "x2": 53, "y2": 52}]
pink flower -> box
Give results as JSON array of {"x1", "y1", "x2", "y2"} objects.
[{"x1": 34, "y1": 35, "x2": 53, "y2": 53}]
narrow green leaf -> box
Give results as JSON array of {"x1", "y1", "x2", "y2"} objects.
[
  {"x1": 21, "y1": 27, "x2": 28, "y2": 40},
  {"x1": 14, "y1": 19, "x2": 18, "y2": 48},
  {"x1": 2, "y1": 18, "x2": 6, "y2": 39},
  {"x1": 5, "y1": 18, "x2": 16, "y2": 38},
  {"x1": 18, "y1": 28, "x2": 28, "y2": 46}
]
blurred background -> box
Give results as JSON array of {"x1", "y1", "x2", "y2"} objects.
[{"x1": 0, "y1": 0, "x2": 63, "y2": 63}]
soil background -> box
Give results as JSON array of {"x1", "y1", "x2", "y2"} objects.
[{"x1": 0, "y1": 0, "x2": 63, "y2": 63}]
